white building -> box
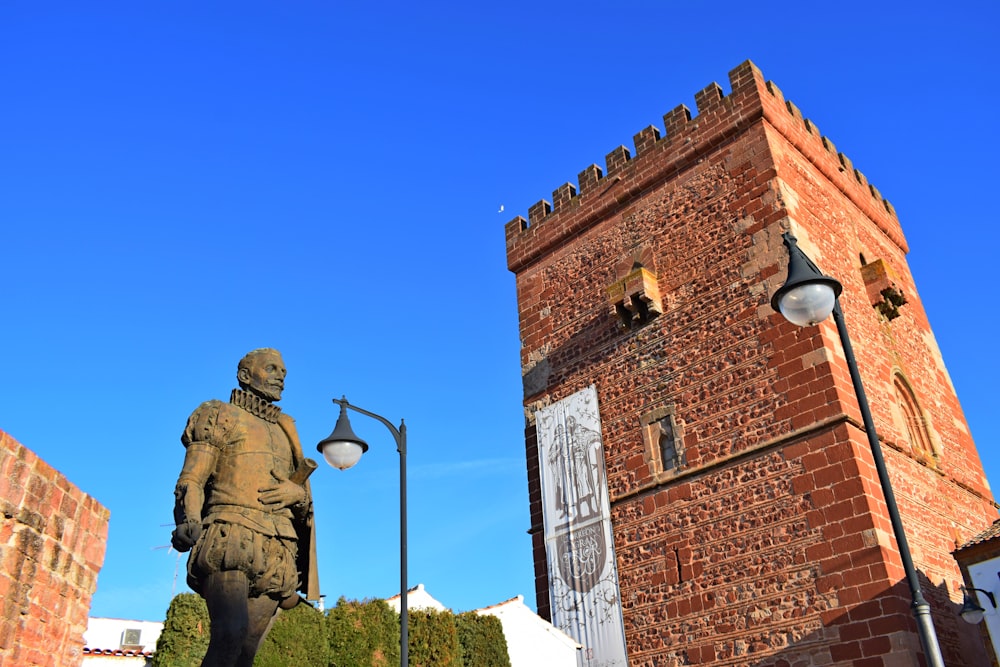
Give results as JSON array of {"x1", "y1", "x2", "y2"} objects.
[
  {"x1": 477, "y1": 595, "x2": 581, "y2": 667},
  {"x1": 385, "y1": 582, "x2": 448, "y2": 612},
  {"x1": 387, "y1": 585, "x2": 580, "y2": 667},
  {"x1": 83, "y1": 618, "x2": 162, "y2": 666}
]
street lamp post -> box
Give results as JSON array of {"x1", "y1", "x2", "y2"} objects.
[
  {"x1": 317, "y1": 396, "x2": 408, "y2": 667},
  {"x1": 771, "y1": 232, "x2": 945, "y2": 667}
]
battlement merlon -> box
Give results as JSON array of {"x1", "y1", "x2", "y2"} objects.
[{"x1": 506, "y1": 60, "x2": 906, "y2": 274}]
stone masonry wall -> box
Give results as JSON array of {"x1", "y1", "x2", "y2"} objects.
[
  {"x1": 759, "y1": 85, "x2": 997, "y2": 663},
  {"x1": 0, "y1": 429, "x2": 110, "y2": 667},
  {"x1": 507, "y1": 61, "x2": 996, "y2": 666}
]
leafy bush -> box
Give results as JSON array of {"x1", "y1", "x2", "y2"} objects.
[
  {"x1": 255, "y1": 600, "x2": 328, "y2": 666},
  {"x1": 408, "y1": 608, "x2": 461, "y2": 667},
  {"x1": 152, "y1": 593, "x2": 210, "y2": 667},
  {"x1": 327, "y1": 597, "x2": 400, "y2": 667},
  {"x1": 456, "y1": 612, "x2": 511, "y2": 667},
  {"x1": 150, "y1": 593, "x2": 499, "y2": 667}
]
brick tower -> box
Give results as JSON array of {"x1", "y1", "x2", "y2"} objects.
[{"x1": 505, "y1": 61, "x2": 997, "y2": 666}]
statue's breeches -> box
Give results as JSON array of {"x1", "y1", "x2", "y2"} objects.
[{"x1": 188, "y1": 521, "x2": 299, "y2": 599}]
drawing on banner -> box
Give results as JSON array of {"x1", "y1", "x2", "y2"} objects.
[
  {"x1": 556, "y1": 523, "x2": 605, "y2": 593},
  {"x1": 536, "y1": 386, "x2": 629, "y2": 666},
  {"x1": 547, "y1": 417, "x2": 601, "y2": 523}
]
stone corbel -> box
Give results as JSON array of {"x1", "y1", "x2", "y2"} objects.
[
  {"x1": 860, "y1": 258, "x2": 907, "y2": 321},
  {"x1": 607, "y1": 266, "x2": 663, "y2": 329}
]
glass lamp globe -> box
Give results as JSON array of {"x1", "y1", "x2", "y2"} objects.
[
  {"x1": 771, "y1": 233, "x2": 843, "y2": 327},
  {"x1": 961, "y1": 606, "x2": 986, "y2": 625},
  {"x1": 317, "y1": 402, "x2": 369, "y2": 471},
  {"x1": 320, "y1": 440, "x2": 365, "y2": 471},
  {"x1": 960, "y1": 589, "x2": 988, "y2": 624},
  {"x1": 777, "y1": 283, "x2": 837, "y2": 327}
]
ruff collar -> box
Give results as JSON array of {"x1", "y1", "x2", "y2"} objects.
[{"x1": 230, "y1": 389, "x2": 282, "y2": 423}]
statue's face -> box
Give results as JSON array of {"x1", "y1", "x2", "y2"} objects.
[{"x1": 239, "y1": 351, "x2": 286, "y2": 402}]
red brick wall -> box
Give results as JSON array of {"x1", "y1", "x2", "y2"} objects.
[
  {"x1": 507, "y1": 61, "x2": 996, "y2": 666},
  {"x1": 0, "y1": 429, "x2": 110, "y2": 667}
]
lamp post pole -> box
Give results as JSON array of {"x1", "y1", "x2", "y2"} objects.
[
  {"x1": 829, "y1": 301, "x2": 944, "y2": 666},
  {"x1": 317, "y1": 397, "x2": 408, "y2": 667},
  {"x1": 772, "y1": 233, "x2": 944, "y2": 667}
]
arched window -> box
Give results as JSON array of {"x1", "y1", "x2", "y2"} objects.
[
  {"x1": 893, "y1": 374, "x2": 934, "y2": 459},
  {"x1": 640, "y1": 406, "x2": 685, "y2": 476}
]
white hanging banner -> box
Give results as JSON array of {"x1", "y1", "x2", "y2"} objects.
[{"x1": 535, "y1": 385, "x2": 629, "y2": 667}]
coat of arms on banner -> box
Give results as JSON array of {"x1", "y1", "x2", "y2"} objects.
[{"x1": 536, "y1": 386, "x2": 629, "y2": 666}]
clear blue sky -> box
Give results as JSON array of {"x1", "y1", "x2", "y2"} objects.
[{"x1": 2, "y1": 2, "x2": 997, "y2": 622}]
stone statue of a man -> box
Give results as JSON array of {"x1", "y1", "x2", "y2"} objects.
[{"x1": 171, "y1": 348, "x2": 319, "y2": 667}]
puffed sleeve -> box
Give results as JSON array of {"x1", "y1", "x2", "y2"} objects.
[
  {"x1": 173, "y1": 400, "x2": 231, "y2": 527},
  {"x1": 181, "y1": 399, "x2": 232, "y2": 449}
]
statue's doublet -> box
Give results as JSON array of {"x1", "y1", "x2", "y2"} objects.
[{"x1": 183, "y1": 397, "x2": 297, "y2": 540}]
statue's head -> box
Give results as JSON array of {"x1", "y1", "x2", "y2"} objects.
[{"x1": 237, "y1": 348, "x2": 286, "y2": 402}]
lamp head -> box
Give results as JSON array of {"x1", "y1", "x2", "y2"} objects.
[
  {"x1": 959, "y1": 585, "x2": 997, "y2": 624},
  {"x1": 771, "y1": 232, "x2": 843, "y2": 326},
  {"x1": 317, "y1": 400, "x2": 369, "y2": 470},
  {"x1": 960, "y1": 587, "x2": 987, "y2": 624}
]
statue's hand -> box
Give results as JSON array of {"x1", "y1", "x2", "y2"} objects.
[
  {"x1": 259, "y1": 472, "x2": 306, "y2": 510},
  {"x1": 171, "y1": 520, "x2": 202, "y2": 552}
]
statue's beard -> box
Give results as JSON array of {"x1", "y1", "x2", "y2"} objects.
[{"x1": 244, "y1": 384, "x2": 282, "y2": 403}]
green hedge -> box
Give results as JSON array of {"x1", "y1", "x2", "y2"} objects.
[
  {"x1": 456, "y1": 612, "x2": 511, "y2": 667},
  {"x1": 152, "y1": 594, "x2": 511, "y2": 667},
  {"x1": 327, "y1": 597, "x2": 400, "y2": 667},
  {"x1": 255, "y1": 601, "x2": 328, "y2": 666},
  {"x1": 408, "y1": 608, "x2": 461, "y2": 667},
  {"x1": 152, "y1": 593, "x2": 210, "y2": 667}
]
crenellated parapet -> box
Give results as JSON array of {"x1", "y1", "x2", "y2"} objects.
[
  {"x1": 760, "y1": 76, "x2": 903, "y2": 249},
  {"x1": 506, "y1": 60, "x2": 905, "y2": 273}
]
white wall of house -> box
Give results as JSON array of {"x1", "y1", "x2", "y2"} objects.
[
  {"x1": 477, "y1": 595, "x2": 580, "y2": 667},
  {"x1": 385, "y1": 582, "x2": 447, "y2": 612},
  {"x1": 968, "y1": 556, "x2": 1000, "y2": 660},
  {"x1": 84, "y1": 617, "x2": 162, "y2": 654},
  {"x1": 385, "y1": 585, "x2": 580, "y2": 666}
]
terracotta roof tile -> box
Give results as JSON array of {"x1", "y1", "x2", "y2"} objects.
[
  {"x1": 957, "y1": 519, "x2": 1000, "y2": 552},
  {"x1": 82, "y1": 648, "x2": 153, "y2": 657}
]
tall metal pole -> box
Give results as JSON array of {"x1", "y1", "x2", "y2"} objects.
[
  {"x1": 330, "y1": 398, "x2": 408, "y2": 667},
  {"x1": 832, "y1": 301, "x2": 945, "y2": 667},
  {"x1": 398, "y1": 421, "x2": 408, "y2": 667}
]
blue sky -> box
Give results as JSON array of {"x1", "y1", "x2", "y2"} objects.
[{"x1": 2, "y1": 2, "x2": 997, "y2": 622}]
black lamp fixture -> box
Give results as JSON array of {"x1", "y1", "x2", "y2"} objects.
[
  {"x1": 770, "y1": 232, "x2": 843, "y2": 325},
  {"x1": 318, "y1": 400, "x2": 369, "y2": 470},
  {"x1": 772, "y1": 232, "x2": 945, "y2": 667},
  {"x1": 960, "y1": 586, "x2": 997, "y2": 625},
  {"x1": 318, "y1": 396, "x2": 408, "y2": 667}
]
